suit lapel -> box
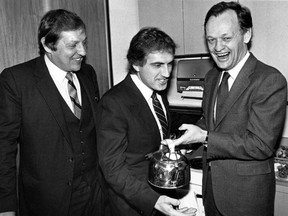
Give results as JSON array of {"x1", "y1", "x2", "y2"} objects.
[
  {"x1": 33, "y1": 57, "x2": 71, "y2": 145},
  {"x1": 214, "y1": 54, "x2": 257, "y2": 127},
  {"x1": 205, "y1": 68, "x2": 220, "y2": 130},
  {"x1": 76, "y1": 69, "x2": 99, "y2": 121},
  {"x1": 123, "y1": 75, "x2": 162, "y2": 140}
]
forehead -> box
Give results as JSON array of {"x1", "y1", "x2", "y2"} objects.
[
  {"x1": 59, "y1": 29, "x2": 86, "y2": 42},
  {"x1": 145, "y1": 51, "x2": 174, "y2": 63},
  {"x1": 206, "y1": 10, "x2": 240, "y2": 36}
]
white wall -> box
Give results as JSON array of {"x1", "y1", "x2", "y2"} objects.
[{"x1": 108, "y1": 0, "x2": 139, "y2": 85}]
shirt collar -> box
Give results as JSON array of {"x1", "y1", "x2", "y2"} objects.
[
  {"x1": 227, "y1": 51, "x2": 250, "y2": 81},
  {"x1": 44, "y1": 54, "x2": 67, "y2": 83},
  {"x1": 130, "y1": 74, "x2": 153, "y2": 101}
]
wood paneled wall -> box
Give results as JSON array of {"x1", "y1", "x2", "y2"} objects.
[{"x1": 0, "y1": 0, "x2": 110, "y2": 96}]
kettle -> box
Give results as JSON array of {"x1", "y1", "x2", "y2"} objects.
[{"x1": 147, "y1": 144, "x2": 190, "y2": 189}]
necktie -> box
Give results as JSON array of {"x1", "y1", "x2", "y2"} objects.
[
  {"x1": 152, "y1": 91, "x2": 168, "y2": 139},
  {"x1": 66, "y1": 72, "x2": 81, "y2": 119},
  {"x1": 216, "y1": 72, "x2": 230, "y2": 121}
]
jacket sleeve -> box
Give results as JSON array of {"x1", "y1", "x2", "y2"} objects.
[{"x1": 0, "y1": 69, "x2": 20, "y2": 212}]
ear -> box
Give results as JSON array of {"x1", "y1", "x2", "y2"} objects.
[
  {"x1": 41, "y1": 37, "x2": 53, "y2": 53},
  {"x1": 243, "y1": 28, "x2": 252, "y2": 44},
  {"x1": 132, "y1": 64, "x2": 140, "y2": 72}
]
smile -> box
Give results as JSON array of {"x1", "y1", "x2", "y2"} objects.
[
  {"x1": 215, "y1": 52, "x2": 230, "y2": 61},
  {"x1": 216, "y1": 52, "x2": 229, "y2": 57},
  {"x1": 158, "y1": 79, "x2": 168, "y2": 85},
  {"x1": 75, "y1": 57, "x2": 82, "y2": 61}
]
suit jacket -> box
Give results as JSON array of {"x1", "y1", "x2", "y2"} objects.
[
  {"x1": 197, "y1": 53, "x2": 287, "y2": 216},
  {"x1": 0, "y1": 56, "x2": 104, "y2": 215},
  {"x1": 96, "y1": 75, "x2": 171, "y2": 216}
]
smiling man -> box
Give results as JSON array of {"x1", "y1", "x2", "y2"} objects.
[
  {"x1": 169, "y1": 2, "x2": 287, "y2": 216},
  {"x1": 0, "y1": 9, "x2": 108, "y2": 216},
  {"x1": 96, "y1": 27, "x2": 196, "y2": 216}
]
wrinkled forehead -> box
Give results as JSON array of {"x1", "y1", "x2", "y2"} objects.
[
  {"x1": 206, "y1": 10, "x2": 240, "y2": 36},
  {"x1": 143, "y1": 50, "x2": 174, "y2": 64}
]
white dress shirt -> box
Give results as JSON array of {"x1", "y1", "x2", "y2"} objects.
[
  {"x1": 44, "y1": 54, "x2": 82, "y2": 113},
  {"x1": 214, "y1": 52, "x2": 250, "y2": 120},
  {"x1": 130, "y1": 74, "x2": 167, "y2": 140}
]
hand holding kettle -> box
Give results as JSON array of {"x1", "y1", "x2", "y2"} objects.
[{"x1": 162, "y1": 124, "x2": 208, "y2": 147}]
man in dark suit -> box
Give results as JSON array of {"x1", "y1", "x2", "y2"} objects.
[
  {"x1": 96, "y1": 27, "x2": 196, "y2": 216},
  {"x1": 0, "y1": 9, "x2": 107, "y2": 216},
  {"x1": 169, "y1": 2, "x2": 287, "y2": 216}
]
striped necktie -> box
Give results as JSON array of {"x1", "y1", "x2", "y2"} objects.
[
  {"x1": 65, "y1": 72, "x2": 81, "y2": 119},
  {"x1": 151, "y1": 91, "x2": 168, "y2": 139},
  {"x1": 216, "y1": 72, "x2": 230, "y2": 121}
]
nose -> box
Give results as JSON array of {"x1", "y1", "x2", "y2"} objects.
[
  {"x1": 161, "y1": 64, "x2": 171, "y2": 78},
  {"x1": 77, "y1": 42, "x2": 86, "y2": 56},
  {"x1": 214, "y1": 39, "x2": 224, "y2": 52}
]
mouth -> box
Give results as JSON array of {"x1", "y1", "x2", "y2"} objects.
[
  {"x1": 74, "y1": 57, "x2": 83, "y2": 63},
  {"x1": 158, "y1": 78, "x2": 168, "y2": 85},
  {"x1": 215, "y1": 52, "x2": 229, "y2": 61}
]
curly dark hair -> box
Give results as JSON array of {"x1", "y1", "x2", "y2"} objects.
[{"x1": 126, "y1": 27, "x2": 176, "y2": 74}]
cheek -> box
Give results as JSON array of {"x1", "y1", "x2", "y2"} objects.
[{"x1": 207, "y1": 44, "x2": 214, "y2": 52}]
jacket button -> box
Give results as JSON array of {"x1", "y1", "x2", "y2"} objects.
[{"x1": 67, "y1": 181, "x2": 72, "y2": 186}]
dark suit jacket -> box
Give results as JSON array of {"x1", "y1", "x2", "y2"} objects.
[
  {"x1": 197, "y1": 53, "x2": 287, "y2": 216},
  {"x1": 96, "y1": 75, "x2": 171, "y2": 216},
  {"x1": 0, "y1": 56, "x2": 104, "y2": 215}
]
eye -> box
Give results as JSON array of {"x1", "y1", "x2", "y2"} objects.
[
  {"x1": 207, "y1": 38, "x2": 215, "y2": 44},
  {"x1": 82, "y1": 40, "x2": 88, "y2": 47},
  {"x1": 153, "y1": 63, "x2": 162, "y2": 68},
  {"x1": 168, "y1": 62, "x2": 173, "y2": 69},
  {"x1": 223, "y1": 37, "x2": 232, "y2": 42},
  {"x1": 68, "y1": 43, "x2": 77, "y2": 49}
]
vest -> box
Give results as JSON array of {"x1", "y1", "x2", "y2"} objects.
[{"x1": 59, "y1": 85, "x2": 98, "y2": 189}]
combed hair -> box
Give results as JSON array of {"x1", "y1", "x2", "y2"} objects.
[
  {"x1": 38, "y1": 9, "x2": 86, "y2": 55},
  {"x1": 126, "y1": 27, "x2": 176, "y2": 74}
]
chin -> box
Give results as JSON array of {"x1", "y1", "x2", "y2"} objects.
[
  {"x1": 215, "y1": 62, "x2": 230, "y2": 70},
  {"x1": 71, "y1": 66, "x2": 81, "y2": 72},
  {"x1": 158, "y1": 86, "x2": 167, "y2": 91}
]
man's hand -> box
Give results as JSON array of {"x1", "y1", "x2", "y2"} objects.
[
  {"x1": 0, "y1": 212, "x2": 16, "y2": 216},
  {"x1": 154, "y1": 195, "x2": 197, "y2": 216},
  {"x1": 164, "y1": 124, "x2": 207, "y2": 146}
]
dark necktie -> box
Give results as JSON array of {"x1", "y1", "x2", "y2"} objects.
[
  {"x1": 152, "y1": 91, "x2": 168, "y2": 139},
  {"x1": 216, "y1": 72, "x2": 230, "y2": 121},
  {"x1": 66, "y1": 72, "x2": 81, "y2": 119}
]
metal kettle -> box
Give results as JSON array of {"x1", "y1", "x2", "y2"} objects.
[{"x1": 148, "y1": 144, "x2": 190, "y2": 189}]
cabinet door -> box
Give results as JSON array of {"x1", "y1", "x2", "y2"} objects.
[
  {"x1": 183, "y1": 0, "x2": 236, "y2": 54},
  {"x1": 138, "y1": 0, "x2": 184, "y2": 54},
  {"x1": 275, "y1": 183, "x2": 288, "y2": 216}
]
